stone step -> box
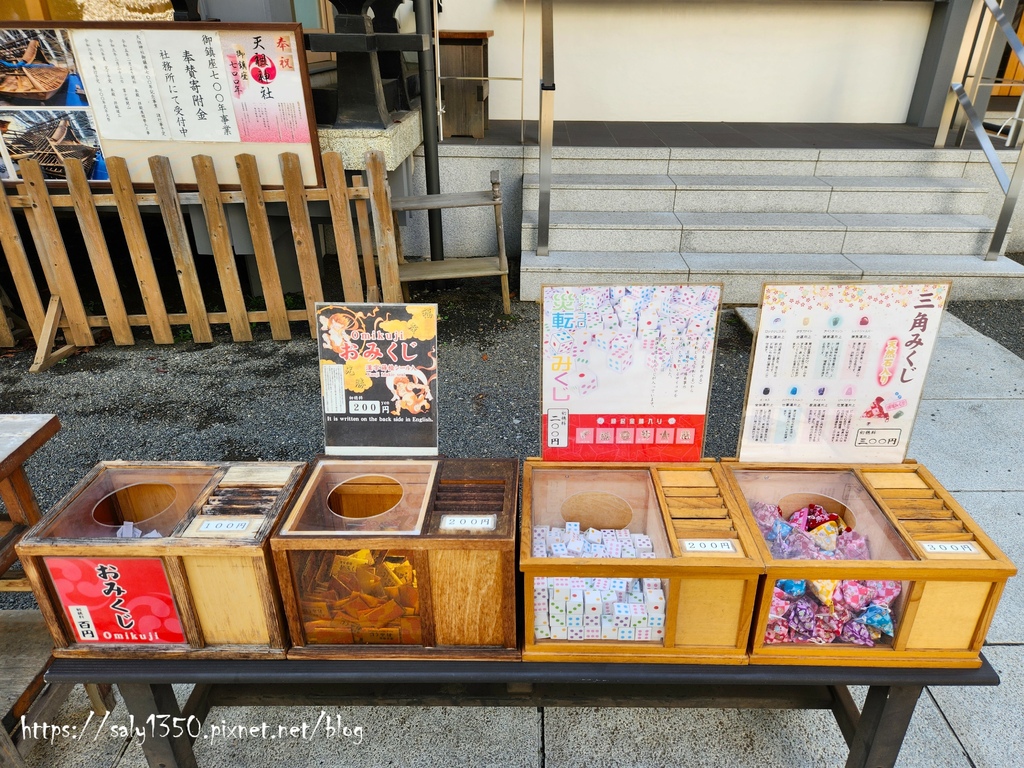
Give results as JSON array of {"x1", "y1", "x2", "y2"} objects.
[
  {"x1": 519, "y1": 251, "x2": 1024, "y2": 303},
  {"x1": 522, "y1": 174, "x2": 988, "y2": 214},
  {"x1": 520, "y1": 148, "x2": 987, "y2": 178},
  {"x1": 521, "y1": 211, "x2": 997, "y2": 256},
  {"x1": 521, "y1": 210, "x2": 683, "y2": 252}
]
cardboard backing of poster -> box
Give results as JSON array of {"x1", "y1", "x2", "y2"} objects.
[
  {"x1": 737, "y1": 282, "x2": 950, "y2": 464},
  {"x1": 317, "y1": 303, "x2": 439, "y2": 456},
  {"x1": 540, "y1": 285, "x2": 721, "y2": 462}
]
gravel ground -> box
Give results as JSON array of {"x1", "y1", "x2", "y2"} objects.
[{"x1": 1, "y1": 285, "x2": 1022, "y2": 609}]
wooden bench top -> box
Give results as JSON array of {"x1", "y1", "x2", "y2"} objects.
[{"x1": 0, "y1": 414, "x2": 60, "y2": 481}]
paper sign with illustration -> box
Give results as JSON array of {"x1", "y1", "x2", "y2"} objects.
[
  {"x1": 541, "y1": 285, "x2": 721, "y2": 462},
  {"x1": 316, "y1": 303, "x2": 438, "y2": 456},
  {"x1": 738, "y1": 282, "x2": 950, "y2": 463}
]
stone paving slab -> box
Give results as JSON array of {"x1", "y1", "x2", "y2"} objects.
[{"x1": 927, "y1": 645, "x2": 1024, "y2": 768}]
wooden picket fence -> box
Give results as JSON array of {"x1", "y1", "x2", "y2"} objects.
[{"x1": 0, "y1": 150, "x2": 405, "y2": 371}]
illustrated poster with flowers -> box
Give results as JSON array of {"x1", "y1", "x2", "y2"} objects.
[
  {"x1": 316, "y1": 303, "x2": 438, "y2": 456},
  {"x1": 738, "y1": 282, "x2": 950, "y2": 463},
  {"x1": 541, "y1": 285, "x2": 722, "y2": 462}
]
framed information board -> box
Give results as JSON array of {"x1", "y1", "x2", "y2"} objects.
[
  {"x1": 738, "y1": 282, "x2": 950, "y2": 463},
  {"x1": 316, "y1": 303, "x2": 439, "y2": 457},
  {"x1": 0, "y1": 22, "x2": 320, "y2": 186},
  {"x1": 540, "y1": 285, "x2": 721, "y2": 462}
]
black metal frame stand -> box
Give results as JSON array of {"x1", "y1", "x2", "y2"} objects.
[{"x1": 46, "y1": 656, "x2": 999, "y2": 768}]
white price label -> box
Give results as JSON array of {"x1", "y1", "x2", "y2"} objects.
[
  {"x1": 70, "y1": 605, "x2": 98, "y2": 642},
  {"x1": 682, "y1": 539, "x2": 736, "y2": 553},
  {"x1": 349, "y1": 400, "x2": 380, "y2": 414},
  {"x1": 546, "y1": 408, "x2": 569, "y2": 448},
  {"x1": 439, "y1": 514, "x2": 497, "y2": 532},
  {"x1": 922, "y1": 541, "x2": 980, "y2": 555},
  {"x1": 198, "y1": 519, "x2": 250, "y2": 533}
]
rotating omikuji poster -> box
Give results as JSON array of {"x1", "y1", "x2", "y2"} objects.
[
  {"x1": 317, "y1": 303, "x2": 438, "y2": 456},
  {"x1": 738, "y1": 282, "x2": 950, "y2": 464},
  {"x1": 541, "y1": 285, "x2": 721, "y2": 462}
]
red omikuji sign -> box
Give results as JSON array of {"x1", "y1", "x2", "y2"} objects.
[{"x1": 45, "y1": 556, "x2": 186, "y2": 644}]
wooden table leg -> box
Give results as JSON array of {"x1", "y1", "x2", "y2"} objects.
[
  {"x1": 118, "y1": 684, "x2": 198, "y2": 768},
  {"x1": 0, "y1": 468, "x2": 41, "y2": 527},
  {"x1": 85, "y1": 684, "x2": 116, "y2": 716},
  {"x1": 0, "y1": 728, "x2": 26, "y2": 768},
  {"x1": 845, "y1": 684, "x2": 923, "y2": 768}
]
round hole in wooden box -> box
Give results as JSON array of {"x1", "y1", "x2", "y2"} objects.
[
  {"x1": 777, "y1": 493, "x2": 857, "y2": 530},
  {"x1": 560, "y1": 491, "x2": 633, "y2": 531},
  {"x1": 327, "y1": 475, "x2": 404, "y2": 520},
  {"x1": 92, "y1": 482, "x2": 179, "y2": 534}
]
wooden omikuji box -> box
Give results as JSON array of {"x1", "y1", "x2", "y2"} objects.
[
  {"x1": 520, "y1": 460, "x2": 763, "y2": 664},
  {"x1": 721, "y1": 461, "x2": 1016, "y2": 668},
  {"x1": 271, "y1": 457, "x2": 519, "y2": 660},
  {"x1": 16, "y1": 461, "x2": 306, "y2": 659}
]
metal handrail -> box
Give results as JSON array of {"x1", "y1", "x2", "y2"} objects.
[
  {"x1": 936, "y1": 0, "x2": 1024, "y2": 260},
  {"x1": 536, "y1": 0, "x2": 555, "y2": 257}
]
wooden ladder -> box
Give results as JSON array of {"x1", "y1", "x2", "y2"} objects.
[{"x1": 363, "y1": 150, "x2": 511, "y2": 314}]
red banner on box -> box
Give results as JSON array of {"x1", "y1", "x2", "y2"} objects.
[
  {"x1": 45, "y1": 557, "x2": 186, "y2": 644},
  {"x1": 542, "y1": 412, "x2": 706, "y2": 462}
]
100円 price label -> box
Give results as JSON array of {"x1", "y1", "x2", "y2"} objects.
[
  {"x1": 439, "y1": 514, "x2": 497, "y2": 532},
  {"x1": 198, "y1": 519, "x2": 250, "y2": 532}
]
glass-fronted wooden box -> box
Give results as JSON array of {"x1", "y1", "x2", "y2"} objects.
[
  {"x1": 271, "y1": 457, "x2": 519, "y2": 660},
  {"x1": 520, "y1": 460, "x2": 763, "y2": 664},
  {"x1": 16, "y1": 461, "x2": 306, "y2": 658},
  {"x1": 721, "y1": 461, "x2": 1016, "y2": 668}
]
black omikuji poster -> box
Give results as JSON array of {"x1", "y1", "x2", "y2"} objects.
[{"x1": 316, "y1": 303, "x2": 438, "y2": 455}]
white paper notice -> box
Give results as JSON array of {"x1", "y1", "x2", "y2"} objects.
[
  {"x1": 738, "y1": 283, "x2": 950, "y2": 464},
  {"x1": 71, "y1": 30, "x2": 170, "y2": 140},
  {"x1": 145, "y1": 30, "x2": 239, "y2": 142}
]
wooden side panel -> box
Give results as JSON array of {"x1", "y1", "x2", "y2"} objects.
[
  {"x1": 904, "y1": 581, "x2": 991, "y2": 651},
  {"x1": 183, "y1": 556, "x2": 271, "y2": 645},
  {"x1": 675, "y1": 578, "x2": 747, "y2": 647},
  {"x1": 428, "y1": 549, "x2": 511, "y2": 647}
]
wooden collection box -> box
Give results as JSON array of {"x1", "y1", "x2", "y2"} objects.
[
  {"x1": 16, "y1": 461, "x2": 306, "y2": 658},
  {"x1": 520, "y1": 460, "x2": 764, "y2": 664},
  {"x1": 271, "y1": 457, "x2": 519, "y2": 660},
  {"x1": 722, "y1": 461, "x2": 1016, "y2": 668}
]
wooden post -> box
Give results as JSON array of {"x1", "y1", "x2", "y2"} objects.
[
  {"x1": 363, "y1": 150, "x2": 404, "y2": 303},
  {"x1": 192, "y1": 155, "x2": 252, "y2": 342},
  {"x1": 281, "y1": 153, "x2": 324, "y2": 337},
  {"x1": 323, "y1": 152, "x2": 364, "y2": 302},
  {"x1": 236, "y1": 154, "x2": 291, "y2": 340},
  {"x1": 149, "y1": 156, "x2": 213, "y2": 343},
  {"x1": 0, "y1": 182, "x2": 46, "y2": 345},
  {"x1": 107, "y1": 157, "x2": 175, "y2": 345},
  {"x1": 65, "y1": 159, "x2": 135, "y2": 346},
  {"x1": 18, "y1": 161, "x2": 94, "y2": 348}
]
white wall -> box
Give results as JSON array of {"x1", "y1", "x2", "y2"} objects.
[{"x1": 435, "y1": 0, "x2": 934, "y2": 123}]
